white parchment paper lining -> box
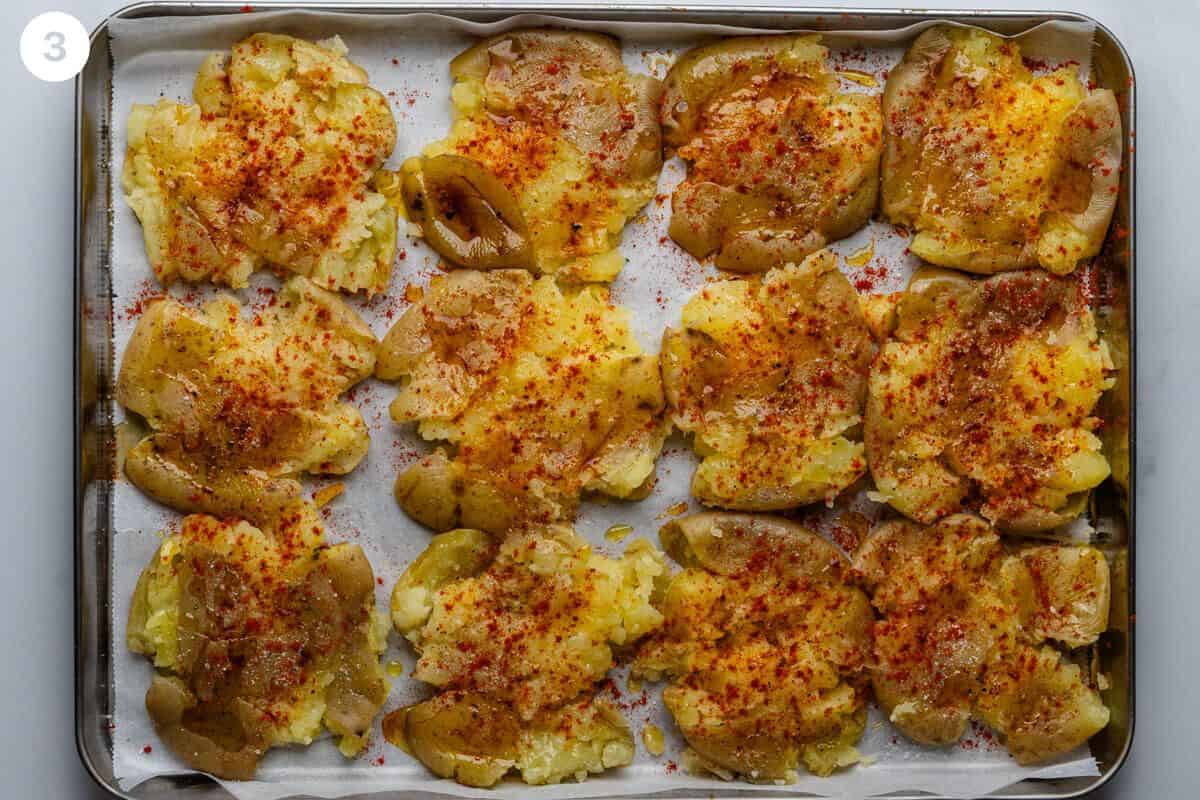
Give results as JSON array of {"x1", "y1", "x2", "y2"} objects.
[{"x1": 105, "y1": 9, "x2": 1102, "y2": 800}]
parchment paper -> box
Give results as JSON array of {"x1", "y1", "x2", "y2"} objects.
[{"x1": 105, "y1": 10, "x2": 1103, "y2": 799}]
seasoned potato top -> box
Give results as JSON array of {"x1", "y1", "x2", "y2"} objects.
[
  {"x1": 663, "y1": 251, "x2": 873, "y2": 511},
  {"x1": 377, "y1": 270, "x2": 668, "y2": 532},
  {"x1": 117, "y1": 277, "x2": 376, "y2": 523},
  {"x1": 882, "y1": 26, "x2": 1122, "y2": 275},
  {"x1": 663, "y1": 35, "x2": 882, "y2": 273},
  {"x1": 126, "y1": 503, "x2": 390, "y2": 779},
  {"x1": 391, "y1": 526, "x2": 666, "y2": 719},
  {"x1": 853, "y1": 514, "x2": 1110, "y2": 764},
  {"x1": 866, "y1": 269, "x2": 1114, "y2": 532},
  {"x1": 634, "y1": 513, "x2": 873, "y2": 781},
  {"x1": 400, "y1": 29, "x2": 662, "y2": 281},
  {"x1": 123, "y1": 33, "x2": 398, "y2": 294}
]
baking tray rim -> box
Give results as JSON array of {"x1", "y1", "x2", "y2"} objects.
[{"x1": 73, "y1": 3, "x2": 1137, "y2": 798}]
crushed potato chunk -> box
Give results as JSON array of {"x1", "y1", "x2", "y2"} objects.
[
  {"x1": 401, "y1": 29, "x2": 662, "y2": 281},
  {"x1": 663, "y1": 35, "x2": 882, "y2": 272},
  {"x1": 634, "y1": 513, "x2": 872, "y2": 781},
  {"x1": 385, "y1": 526, "x2": 666, "y2": 786},
  {"x1": 377, "y1": 270, "x2": 668, "y2": 532},
  {"x1": 126, "y1": 502, "x2": 389, "y2": 779},
  {"x1": 662, "y1": 251, "x2": 872, "y2": 510},
  {"x1": 865, "y1": 268, "x2": 1114, "y2": 532},
  {"x1": 117, "y1": 276, "x2": 376, "y2": 524},
  {"x1": 881, "y1": 26, "x2": 1121, "y2": 275},
  {"x1": 854, "y1": 514, "x2": 1111, "y2": 764},
  {"x1": 123, "y1": 33, "x2": 398, "y2": 293}
]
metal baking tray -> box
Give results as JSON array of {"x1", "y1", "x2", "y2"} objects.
[{"x1": 74, "y1": 3, "x2": 1136, "y2": 798}]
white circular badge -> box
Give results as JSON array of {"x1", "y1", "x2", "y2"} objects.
[{"x1": 20, "y1": 12, "x2": 90, "y2": 82}]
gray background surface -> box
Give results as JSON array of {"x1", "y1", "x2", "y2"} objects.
[{"x1": 0, "y1": 0, "x2": 1191, "y2": 796}]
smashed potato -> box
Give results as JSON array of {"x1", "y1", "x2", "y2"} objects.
[
  {"x1": 385, "y1": 526, "x2": 666, "y2": 785},
  {"x1": 634, "y1": 513, "x2": 872, "y2": 781},
  {"x1": 663, "y1": 36, "x2": 882, "y2": 272},
  {"x1": 123, "y1": 33, "x2": 398, "y2": 293},
  {"x1": 663, "y1": 251, "x2": 872, "y2": 510},
  {"x1": 854, "y1": 514, "x2": 1110, "y2": 763},
  {"x1": 865, "y1": 268, "x2": 1114, "y2": 532},
  {"x1": 117, "y1": 277, "x2": 376, "y2": 524},
  {"x1": 402, "y1": 29, "x2": 662, "y2": 281},
  {"x1": 377, "y1": 270, "x2": 668, "y2": 532},
  {"x1": 882, "y1": 26, "x2": 1121, "y2": 275},
  {"x1": 126, "y1": 503, "x2": 390, "y2": 779}
]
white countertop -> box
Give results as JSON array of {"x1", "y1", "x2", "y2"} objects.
[{"x1": 0, "y1": 0, "x2": 1191, "y2": 796}]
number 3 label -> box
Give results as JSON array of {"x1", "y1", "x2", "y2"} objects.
[
  {"x1": 21, "y1": 12, "x2": 89, "y2": 82},
  {"x1": 44, "y1": 31, "x2": 67, "y2": 63}
]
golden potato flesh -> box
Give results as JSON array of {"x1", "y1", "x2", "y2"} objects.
[
  {"x1": 404, "y1": 29, "x2": 662, "y2": 281},
  {"x1": 123, "y1": 33, "x2": 398, "y2": 293},
  {"x1": 117, "y1": 277, "x2": 376, "y2": 524},
  {"x1": 663, "y1": 251, "x2": 872, "y2": 510},
  {"x1": 126, "y1": 503, "x2": 389, "y2": 779},
  {"x1": 663, "y1": 36, "x2": 882, "y2": 273},
  {"x1": 881, "y1": 26, "x2": 1122, "y2": 275},
  {"x1": 377, "y1": 270, "x2": 668, "y2": 532},
  {"x1": 385, "y1": 526, "x2": 664, "y2": 785},
  {"x1": 865, "y1": 268, "x2": 1114, "y2": 532},
  {"x1": 634, "y1": 513, "x2": 873, "y2": 781},
  {"x1": 853, "y1": 514, "x2": 1110, "y2": 764}
]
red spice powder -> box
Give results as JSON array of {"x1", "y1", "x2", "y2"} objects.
[{"x1": 123, "y1": 280, "x2": 165, "y2": 320}]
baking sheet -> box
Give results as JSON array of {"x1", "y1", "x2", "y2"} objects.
[{"x1": 105, "y1": 10, "x2": 1104, "y2": 799}]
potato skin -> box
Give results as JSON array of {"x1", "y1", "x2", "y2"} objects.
[
  {"x1": 853, "y1": 514, "x2": 1111, "y2": 763},
  {"x1": 663, "y1": 35, "x2": 882, "y2": 272},
  {"x1": 400, "y1": 154, "x2": 532, "y2": 270},
  {"x1": 636, "y1": 512, "x2": 872, "y2": 781},
  {"x1": 1002, "y1": 545, "x2": 1111, "y2": 649},
  {"x1": 384, "y1": 692, "x2": 521, "y2": 788},
  {"x1": 123, "y1": 435, "x2": 302, "y2": 527},
  {"x1": 116, "y1": 277, "x2": 376, "y2": 525},
  {"x1": 662, "y1": 251, "x2": 872, "y2": 511},
  {"x1": 122, "y1": 33, "x2": 398, "y2": 293},
  {"x1": 384, "y1": 690, "x2": 635, "y2": 787},
  {"x1": 881, "y1": 25, "x2": 1121, "y2": 275},
  {"x1": 449, "y1": 30, "x2": 661, "y2": 187},
  {"x1": 865, "y1": 268, "x2": 1113, "y2": 532}
]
